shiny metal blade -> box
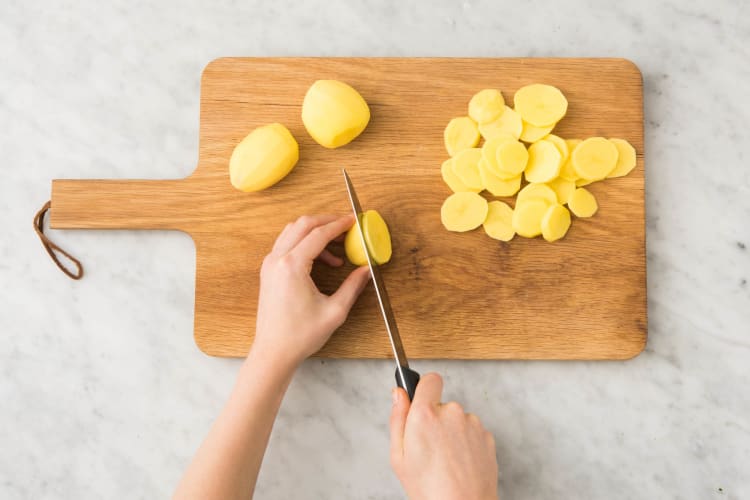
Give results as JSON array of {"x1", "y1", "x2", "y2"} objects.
[{"x1": 342, "y1": 169, "x2": 411, "y2": 382}]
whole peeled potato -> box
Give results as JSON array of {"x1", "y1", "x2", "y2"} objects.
[
  {"x1": 302, "y1": 80, "x2": 370, "y2": 148},
  {"x1": 229, "y1": 123, "x2": 299, "y2": 192}
]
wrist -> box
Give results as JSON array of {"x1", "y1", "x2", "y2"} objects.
[{"x1": 244, "y1": 341, "x2": 300, "y2": 381}]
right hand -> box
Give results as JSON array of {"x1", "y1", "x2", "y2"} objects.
[{"x1": 390, "y1": 373, "x2": 499, "y2": 500}]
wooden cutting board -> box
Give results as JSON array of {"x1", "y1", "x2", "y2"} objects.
[{"x1": 50, "y1": 57, "x2": 646, "y2": 359}]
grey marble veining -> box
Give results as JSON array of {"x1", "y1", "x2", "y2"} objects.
[{"x1": 1, "y1": 0, "x2": 749, "y2": 498}]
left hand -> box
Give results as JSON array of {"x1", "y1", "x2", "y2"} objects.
[{"x1": 251, "y1": 214, "x2": 371, "y2": 369}]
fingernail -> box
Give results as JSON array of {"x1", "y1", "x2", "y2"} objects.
[{"x1": 391, "y1": 388, "x2": 398, "y2": 406}]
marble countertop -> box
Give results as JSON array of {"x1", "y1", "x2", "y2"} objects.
[{"x1": 2, "y1": 0, "x2": 749, "y2": 498}]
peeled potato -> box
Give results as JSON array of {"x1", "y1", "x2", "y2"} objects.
[
  {"x1": 229, "y1": 123, "x2": 299, "y2": 192},
  {"x1": 607, "y1": 138, "x2": 637, "y2": 178},
  {"x1": 575, "y1": 178, "x2": 595, "y2": 187},
  {"x1": 469, "y1": 89, "x2": 505, "y2": 124},
  {"x1": 451, "y1": 148, "x2": 484, "y2": 190},
  {"x1": 483, "y1": 201, "x2": 515, "y2": 241},
  {"x1": 444, "y1": 117, "x2": 480, "y2": 156},
  {"x1": 344, "y1": 210, "x2": 392, "y2": 265},
  {"x1": 479, "y1": 159, "x2": 522, "y2": 197},
  {"x1": 547, "y1": 177, "x2": 576, "y2": 205},
  {"x1": 302, "y1": 80, "x2": 370, "y2": 148},
  {"x1": 516, "y1": 183, "x2": 558, "y2": 206},
  {"x1": 525, "y1": 139, "x2": 562, "y2": 183},
  {"x1": 541, "y1": 204, "x2": 571, "y2": 242},
  {"x1": 512, "y1": 199, "x2": 548, "y2": 238},
  {"x1": 482, "y1": 134, "x2": 516, "y2": 175},
  {"x1": 478, "y1": 106, "x2": 523, "y2": 140},
  {"x1": 568, "y1": 188, "x2": 598, "y2": 217},
  {"x1": 572, "y1": 137, "x2": 619, "y2": 180},
  {"x1": 544, "y1": 134, "x2": 569, "y2": 163},
  {"x1": 495, "y1": 140, "x2": 529, "y2": 176},
  {"x1": 441, "y1": 192, "x2": 489, "y2": 232},
  {"x1": 513, "y1": 84, "x2": 568, "y2": 127},
  {"x1": 558, "y1": 139, "x2": 582, "y2": 181},
  {"x1": 441, "y1": 158, "x2": 479, "y2": 193},
  {"x1": 520, "y1": 120, "x2": 556, "y2": 143}
]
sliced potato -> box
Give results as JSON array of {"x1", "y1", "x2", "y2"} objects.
[
  {"x1": 575, "y1": 178, "x2": 595, "y2": 187},
  {"x1": 512, "y1": 199, "x2": 548, "y2": 238},
  {"x1": 441, "y1": 192, "x2": 489, "y2": 232},
  {"x1": 513, "y1": 84, "x2": 568, "y2": 127},
  {"x1": 516, "y1": 182, "x2": 558, "y2": 206},
  {"x1": 544, "y1": 134, "x2": 569, "y2": 163},
  {"x1": 362, "y1": 210, "x2": 392, "y2": 264},
  {"x1": 607, "y1": 138, "x2": 637, "y2": 178},
  {"x1": 451, "y1": 148, "x2": 484, "y2": 190},
  {"x1": 520, "y1": 120, "x2": 556, "y2": 143},
  {"x1": 558, "y1": 139, "x2": 582, "y2": 181},
  {"x1": 444, "y1": 117, "x2": 480, "y2": 156},
  {"x1": 571, "y1": 137, "x2": 619, "y2": 180},
  {"x1": 495, "y1": 140, "x2": 529, "y2": 176},
  {"x1": 479, "y1": 159, "x2": 522, "y2": 197},
  {"x1": 482, "y1": 134, "x2": 516, "y2": 173},
  {"x1": 483, "y1": 201, "x2": 515, "y2": 241},
  {"x1": 441, "y1": 158, "x2": 479, "y2": 193},
  {"x1": 541, "y1": 204, "x2": 571, "y2": 242},
  {"x1": 478, "y1": 106, "x2": 522, "y2": 140},
  {"x1": 525, "y1": 139, "x2": 562, "y2": 183},
  {"x1": 468, "y1": 89, "x2": 505, "y2": 124},
  {"x1": 568, "y1": 187, "x2": 598, "y2": 217},
  {"x1": 547, "y1": 177, "x2": 576, "y2": 205}
]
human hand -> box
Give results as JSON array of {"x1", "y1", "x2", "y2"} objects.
[
  {"x1": 250, "y1": 214, "x2": 371, "y2": 370},
  {"x1": 390, "y1": 373, "x2": 499, "y2": 500}
]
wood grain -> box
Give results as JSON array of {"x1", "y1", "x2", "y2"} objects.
[{"x1": 50, "y1": 57, "x2": 646, "y2": 359}]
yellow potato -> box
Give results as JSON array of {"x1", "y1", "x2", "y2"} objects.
[
  {"x1": 229, "y1": 123, "x2": 299, "y2": 192},
  {"x1": 516, "y1": 183, "x2": 557, "y2": 206},
  {"x1": 568, "y1": 188, "x2": 598, "y2": 217},
  {"x1": 451, "y1": 148, "x2": 484, "y2": 190},
  {"x1": 544, "y1": 134, "x2": 569, "y2": 163},
  {"x1": 512, "y1": 199, "x2": 548, "y2": 238},
  {"x1": 441, "y1": 192, "x2": 489, "y2": 232},
  {"x1": 541, "y1": 204, "x2": 571, "y2": 242},
  {"x1": 575, "y1": 178, "x2": 595, "y2": 187},
  {"x1": 558, "y1": 139, "x2": 581, "y2": 181},
  {"x1": 481, "y1": 135, "x2": 515, "y2": 173},
  {"x1": 478, "y1": 106, "x2": 522, "y2": 140},
  {"x1": 495, "y1": 140, "x2": 529, "y2": 176},
  {"x1": 344, "y1": 210, "x2": 392, "y2": 265},
  {"x1": 479, "y1": 159, "x2": 522, "y2": 197},
  {"x1": 444, "y1": 116, "x2": 481, "y2": 156},
  {"x1": 441, "y1": 158, "x2": 479, "y2": 193},
  {"x1": 468, "y1": 89, "x2": 505, "y2": 124},
  {"x1": 547, "y1": 177, "x2": 576, "y2": 205},
  {"x1": 519, "y1": 120, "x2": 556, "y2": 143},
  {"x1": 524, "y1": 139, "x2": 562, "y2": 183},
  {"x1": 607, "y1": 138, "x2": 637, "y2": 178},
  {"x1": 483, "y1": 201, "x2": 515, "y2": 241},
  {"x1": 571, "y1": 137, "x2": 619, "y2": 180},
  {"x1": 302, "y1": 80, "x2": 370, "y2": 148},
  {"x1": 513, "y1": 83, "x2": 568, "y2": 127}
]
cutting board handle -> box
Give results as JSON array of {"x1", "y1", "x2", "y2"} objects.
[{"x1": 50, "y1": 179, "x2": 195, "y2": 232}]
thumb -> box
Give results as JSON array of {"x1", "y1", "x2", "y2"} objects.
[
  {"x1": 389, "y1": 387, "x2": 410, "y2": 466},
  {"x1": 331, "y1": 266, "x2": 371, "y2": 312}
]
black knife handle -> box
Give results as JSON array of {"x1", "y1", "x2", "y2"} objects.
[{"x1": 396, "y1": 366, "x2": 420, "y2": 401}]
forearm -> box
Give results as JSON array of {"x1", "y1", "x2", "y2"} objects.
[{"x1": 173, "y1": 346, "x2": 297, "y2": 500}]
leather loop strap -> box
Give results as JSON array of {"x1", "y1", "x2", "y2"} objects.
[{"x1": 33, "y1": 201, "x2": 84, "y2": 280}]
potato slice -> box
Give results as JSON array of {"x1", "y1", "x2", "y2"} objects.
[
  {"x1": 544, "y1": 134, "x2": 569, "y2": 163},
  {"x1": 495, "y1": 140, "x2": 529, "y2": 176},
  {"x1": 469, "y1": 89, "x2": 505, "y2": 124},
  {"x1": 541, "y1": 204, "x2": 571, "y2": 242},
  {"x1": 525, "y1": 139, "x2": 562, "y2": 183},
  {"x1": 302, "y1": 80, "x2": 370, "y2": 148},
  {"x1": 512, "y1": 199, "x2": 548, "y2": 238},
  {"x1": 516, "y1": 183, "x2": 557, "y2": 206},
  {"x1": 547, "y1": 177, "x2": 576, "y2": 205},
  {"x1": 607, "y1": 138, "x2": 637, "y2": 178},
  {"x1": 482, "y1": 135, "x2": 516, "y2": 174},
  {"x1": 441, "y1": 158, "x2": 480, "y2": 193},
  {"x1": 513, "y1": 84, "x2": 568, "y2": 127},
  {"x1": 441, "y1": 192, "x2": 489, "y2": 232},
  {"x1": 571, "y1": 137, "x2": 619, "y2": 180},
  {"x1": 230, "y1": 123, "x2": 299, "y2": 192},
  {"x1": 568, "y1": 187, "x2": 598, "y2": 217},
  {"x1": 444, "y1": 117, "x2": 480, "y2": 156},
  {"x1": 558, "y1": 139, "x2": 581, "y2": 181},
  {"x1": 575, "y1": 178, "x2": 595, "y2": 187},
  {"x1": 483, "y1": 201, "x2": 515, "y2": 241},
  {"x1": 520, "y1": 120, "x2": 556, "y2": 143},
  {"x1": 344, "y1": 210, "x2": 392, "y2": 265},
  {"x1": 479, "y1": 159, "x2": 522, "y2": 197},
  {"x1": 478, "y1": 106, "x2": 522, "y2": 140},
  {"x1": 451, "y1": 148, "x2": 484, "y2": 190}
]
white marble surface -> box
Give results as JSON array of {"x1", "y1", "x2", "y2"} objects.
[{"x1": 1, "y1": 0, "x2": 749, "y2": 498}]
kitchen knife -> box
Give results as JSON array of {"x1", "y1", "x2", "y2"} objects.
[{"x1": 343, "y1": 169, "x2": 420, "y2": 401}]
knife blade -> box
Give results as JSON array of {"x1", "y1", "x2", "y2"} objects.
[{"x1": 343, "y1": 169, "x2": 420, "y2": 401}]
